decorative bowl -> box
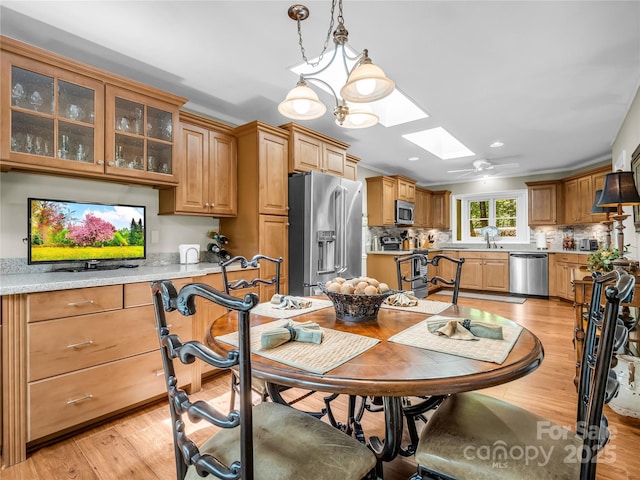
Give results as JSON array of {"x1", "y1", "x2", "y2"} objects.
[{"x1": 319, "y1": 283, "x2": 396, "y2": 322}]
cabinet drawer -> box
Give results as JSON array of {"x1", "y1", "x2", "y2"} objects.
[
  {"x1": 555, "y1": 253, "x2": 583, "y2": 264},
  {"x1": 124, "y1": 277, "x2": 194, "y2": 307},
  {"x1": 28, "y1": 285, "x2": 123, "y2": 322},
  {"x1": 29, "y1": 305, "x2": 191, "y2": 381},
  {"x1": 28, "y1": 350, "x2": 190, "y2": 441}
]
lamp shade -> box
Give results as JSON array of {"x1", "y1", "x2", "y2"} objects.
[
  {"x1": 278, "y1": 81, "x2": 327, "y2": 120},
  {"x1": 597, "y1": 171, "x2": 640, "y2": 206},
  {"x1": 338, "y1": 103, "x2": 379, "y2": 129},
  {"x1": 591, "y1": 189, "x2": 618, "y2": 213},
  {"x1": 340, "y1": 61, "x2": 395, "y2": 103}
]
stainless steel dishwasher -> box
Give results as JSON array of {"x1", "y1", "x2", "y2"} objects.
[{"x1": 509, "y1": 252, "x2": 549, "y2": 296}]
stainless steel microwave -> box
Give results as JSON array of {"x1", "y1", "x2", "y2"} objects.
[{"x1": 395, "y1": 199, "x2": 414, "y2": 225}]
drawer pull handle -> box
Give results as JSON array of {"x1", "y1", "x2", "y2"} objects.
[
  {"x1": 67, "y1": 394, "x2": 94, "y2": 405},
  {"x1": 67, "y1": 300, "x2": 94, "y2": 307},
  {"x1": 155, "y1": 370, "x2": 165, "y2": 377},
  {"x1": 66, "y1": 340, "x2": 94, "y2": 349}
]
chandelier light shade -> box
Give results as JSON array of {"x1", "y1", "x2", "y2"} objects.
[
  {"x1": 280, "y1": 1, "x2": 395, "y2": 128},
  {"x1": 337, "y1": 103, "x2": 379, "y2": 129},
  {"x1": 340, "y1": 55, "x2": 395, "y2": 103},
  {"x1": 278, "y1": 78, "x2": 327, "y2": 120}
]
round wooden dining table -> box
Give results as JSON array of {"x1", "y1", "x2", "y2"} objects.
[{"x1": 207, "y1": 300, "x2": 544, "y2": 465}]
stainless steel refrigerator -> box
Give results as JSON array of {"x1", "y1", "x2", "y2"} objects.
[{"x1": 288, "y1": 171, "x2": 363, "y2": 296}]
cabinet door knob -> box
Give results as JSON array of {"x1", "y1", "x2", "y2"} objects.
[
  {"x1": 205, "y1": 203, "x2": 210, "y2": 207},
  {"x1": 97, "y1": 160, "x2": 104, "y2": 165},
  {"x1": 107, "y1": 161, "x2": 114, "y2": 166}
]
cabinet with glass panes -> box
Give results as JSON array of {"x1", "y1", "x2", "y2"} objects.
[
  {"x1": 1, "y1": 51, "x2": 105, "y2": 175},
  {"x1": 105, "y1": 85, "x2": 178, "y2": 184}
]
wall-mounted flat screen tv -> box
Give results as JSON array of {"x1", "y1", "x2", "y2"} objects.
[{"x1": 28, "y1": 198, "x2": 146, "y2": 269}]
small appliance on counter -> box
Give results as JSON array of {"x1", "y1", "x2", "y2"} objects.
[
  {"x1": 380, "y1": 235, "x2": 402, "y2": 251},
  {"x1": 179, "y1": 244, "x2": 200, "y2": 264},
  {"x1": 579, "y1": 239, "x2": 599, "y2": 251}
]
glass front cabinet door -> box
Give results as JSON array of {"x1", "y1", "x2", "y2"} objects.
[
  {"x1": 1, "y1": 52, "x2": 105, "y2": 174},
  {"x1": 105, "y1": 85, "x2": 178, "y2": 184}
]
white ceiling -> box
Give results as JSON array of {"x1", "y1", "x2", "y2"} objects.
[{"x1": 2, "y1": 1, "x2": 639, "y2": 186}]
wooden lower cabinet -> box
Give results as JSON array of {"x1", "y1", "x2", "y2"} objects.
[
  {"x1": 366, "y1": 253, "x2": 404, "y2": 290},
  {"x1": 1, "y1": 278, "x2": 198, "y2": 466},
  {"x1": 552, "y1": 253, "x2": 587, "y2": 301},
  {"x1": 457, "y1": 252, "x2": 509, "y2": 293},
  {"x1": 28, "y1": 350, "x2": 190, "y2": 440}
]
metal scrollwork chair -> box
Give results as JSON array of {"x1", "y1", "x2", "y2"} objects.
[
  {"x1": 220, "y1": 254, "x2": 282, "y2": 408},
  {"x1": 393, "y1": 252, "x2": 465, "y2": 455},
  {"x1": 151, "y1": 280, "x2": 377, "y2": 480},
  {"x1": 395, "y1": 253, "x2": 465, "y2": 304},
  {"x1": 410, "y1": 270, "x2": 633, "y2": 480}
]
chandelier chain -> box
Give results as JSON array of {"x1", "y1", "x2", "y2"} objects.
[{"x1": 297, "y1": 0, "x2": 341, "y2": 68}]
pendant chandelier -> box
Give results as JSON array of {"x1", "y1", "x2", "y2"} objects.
[{"x1": 278, "y1": 1, "x2": 395, "y2": 129}]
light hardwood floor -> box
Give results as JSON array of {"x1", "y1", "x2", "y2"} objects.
[{"x1": 2, "y1": 295, "x2": 639, "y2": 479}]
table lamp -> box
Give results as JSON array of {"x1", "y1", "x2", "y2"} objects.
[
  {"x1": 590, "y1": 189, "x2": 617, "y2": 249},
  {"x1": 596, "y1": 170, "x2": 640, "y2": 269}
]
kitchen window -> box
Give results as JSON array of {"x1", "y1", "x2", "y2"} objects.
[{"x1": 456, "y1": 190, "x2": 528, "y2": 243}]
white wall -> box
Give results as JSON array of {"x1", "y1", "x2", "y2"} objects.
[
  {"x1": 0, "y1": 171, "x2": 218, "y2": 260},
  {"x1": 612, "y1": 85, "x2": 640, "y2": 259}
]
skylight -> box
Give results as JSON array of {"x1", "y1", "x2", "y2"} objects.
[
  {"x1": 290, "y1": 47, "x2": 428, "y2": 127},
  {"x1": 402, "y1": 127, "x2": 475, "y2": 160}
]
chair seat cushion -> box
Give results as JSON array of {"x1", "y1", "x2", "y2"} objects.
[
  {"x1": 185, "y1": 402, "x2": 376, "y2": 480},
  {"x1": 415, "y1": 393, "x2": 581, "y2": 480}
]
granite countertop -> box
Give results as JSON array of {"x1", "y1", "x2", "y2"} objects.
[
  {"x1": 0, "y1": 262, "x2": 247, "y2": 295},
  {"x1": 367, "y1": 248, "x2": 593, "y2": 255}
]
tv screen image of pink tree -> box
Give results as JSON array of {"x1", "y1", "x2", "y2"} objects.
[{"x1": 29, "y1": 199, "x2": 145, "y2": 262}]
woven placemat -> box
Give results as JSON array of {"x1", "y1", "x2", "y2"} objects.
[
  {"x1": 216, "y1": 320, "x2": 380, "y2": 374},
  {"x1": 388, "y1": 315, "x2": 523, "y2": 364},
  {"x1": 381, "y1": 299, "x2": 452, "y2": 315},
  {"x1": 250, "y1": 299, "x2": 333, "y2": 319}
]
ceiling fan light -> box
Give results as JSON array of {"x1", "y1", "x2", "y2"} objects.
[
  {"x1": 278, "y1": 82, "x2": 327, "y2": 120},
  {"x1": 341, "y1": 61, "x2": 395, "y2": 103}
]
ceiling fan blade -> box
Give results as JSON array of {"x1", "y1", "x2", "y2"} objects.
[
  {"x1": 456, "y1": 170, "x2": 475, "y2": 178},
  {"x1": 494, "y1": 162, "x2": 519, "y2": 169},
  {"x1": 447, "y1": 168, "x2": 474, "y2": 173}
]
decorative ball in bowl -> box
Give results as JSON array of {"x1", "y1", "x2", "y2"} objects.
[{"x1": 319, "y1": 277, "x2": 396, "y2": 322}]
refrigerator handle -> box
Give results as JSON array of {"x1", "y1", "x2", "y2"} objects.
[{"x1": 335, "y1": 185, "x2": 348, "y2": 274}]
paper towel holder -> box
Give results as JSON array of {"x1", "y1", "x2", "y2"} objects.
[{"x1": 179, "y1": 244, "x2": 200, "y2": 264}]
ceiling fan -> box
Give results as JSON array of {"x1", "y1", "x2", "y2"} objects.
[{"x1": 447, "y1": 159, "x2": 520, "y2": 178}]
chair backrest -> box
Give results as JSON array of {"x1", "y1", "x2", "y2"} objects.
[
  {"x1": 395, "y1": 253, "x2": 465, "y2": 304},
  {"x1": 576, "y1": 270, "x2": 633, "y2": 480},
  {"x1": 220, "y1": 254, "x2": 282, "y2": 298},
  {"x1": 151, "y1": 280, "x2": 259, "y2": 480}
]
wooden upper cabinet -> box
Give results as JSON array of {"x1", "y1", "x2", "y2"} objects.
[
  {"x1": 1, "y1": 36, "x2": 186, "y2": 187},
  {"x1": 1, "y1": 48, "x2": 105, "y2": 176},
  {"x1": 414, "y1": 187, "x2": 432, "y2": 228},
  {"x1": 561, "y1": 166, "x2": 611, "y2": 225},
  {"x1": 392, "y1": 175, "x2": 416, "y2": 202},
  {"x1": 366, "y1": 176, "x2": 397, "y2": 226},
  {"x1": 431, "y1": 190, "x2": 451, "y2": 229},
  {"x1": 105, "y1": 84, "x2": 180, "y2": 184},
  {"x1": 158, "y1": 112, "x2": 237, "y2": 216},
  {"x1": 526, "y1": 181, "x2": 558, "y2": 225},
  {"x1": 258, "y1": 129, "x2": 289, "y2": 215},
  {"x1": 344, "y1": 154, "x2": 360, "y2": 181},
  {"x1": 280, "y1": 123, "x2": 349, "y2": 178}
]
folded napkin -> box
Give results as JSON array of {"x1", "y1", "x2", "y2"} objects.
[
  {"x1": 384, "y1": 291, "x2": 419, "y2": 307},
  {"x1": 428, "y1": 319, "x2": 504, "y2": 341},
  {"x1": 270, "y1": 294, "x2": 312, "y2": 310},
  {"x1": 260, "y1": 320, "x2": 324, "y2": 349}
]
